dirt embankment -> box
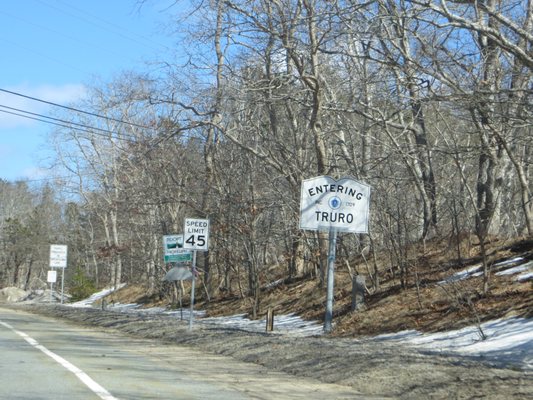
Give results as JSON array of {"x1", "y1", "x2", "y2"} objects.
[{"x1": 9, "y1": 303, "x2": 532, "y2": 400}]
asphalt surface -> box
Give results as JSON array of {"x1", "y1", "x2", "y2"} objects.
[{"x1": 1, "y1": 307, "x2": 380, "y2": 400}]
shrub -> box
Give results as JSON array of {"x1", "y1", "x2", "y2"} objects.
[{"x1": 68, "y1": 267, "x2": 97, "y2": 302}]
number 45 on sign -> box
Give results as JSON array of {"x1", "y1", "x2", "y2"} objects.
[{"x1": 183, "y1": 218, "x2": 209, "y2": 251}]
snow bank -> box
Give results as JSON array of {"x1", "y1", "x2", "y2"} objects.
[
  {"x1": 68, "y1": 283, "x2": 126, "y2": 308},
  {"x1": 374, "y1": 317, "x2": 533, "y2": 370},
  {"x1": 439, "y1": 257, "x2": 533, "y2": 285},
  {"x1": 71, "y1": 268, "x2": 532, "y2": 372}
]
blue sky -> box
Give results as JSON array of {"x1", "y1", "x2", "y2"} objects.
[{"x1": 0, "y1": 0, "x2": 177, "y2": 182}]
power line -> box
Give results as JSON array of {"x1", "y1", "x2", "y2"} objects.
[
  {"x1": 38, "y1": 0, "x2": 171, "y2": 53},
  {"x1": 0, "y1": 108, "x2": 94, "y2": 135},
  {"x1": 0, "y1": 88, "x2": 203, "y2": 155},
  {"x1": 0, "y1": 8, "x2": 139, "y2": 66},
  {"x1": 0, "y1": 108, "x2": 137, "y2": 142},
  {"x1": 0, "y1": 104, "x2": 133, "y2": 139},
  {"x1": 53, "y1": 0, "x2": 171, "y2": 52},
  {"x1": 0, "y1": 87, "x2": 153, "y2": 130},
  {"x1": 0, "y1": 36, "x2": 90, "y2": 76}
]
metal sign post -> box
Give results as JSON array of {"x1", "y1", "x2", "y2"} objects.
[
  {"x1": 47, "y1": 270, "x2": 57, "y2": 303},
  {"x1": 49, "y1": 245, "x2": 68, "y2": 304},
  {"x1": 163, "y1": 247, "x2": 193, "y2": 321},
  {"x1": 189, "y1": 251, "x2": 197, "y2": 331},
  {"x1": 299, "y1": 176, "x2": 371, "y2": 333},
  {"x1": 324, "y1": 228, "x2": 338, "y2": 333},
  {"x1": 60, "y1": 268, "x2": 65, "y2": 304},
  {"x1": 183, "y1": 218, "x2": 210, "y2": 331}
]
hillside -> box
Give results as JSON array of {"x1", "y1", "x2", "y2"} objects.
[{"x1": 107, "y1": 235, "x2": 533, "y2": 337}]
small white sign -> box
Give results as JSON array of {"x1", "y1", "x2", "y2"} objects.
[
  {"x1": 300, "y1": 176, "x2": 371, "y2": 233},
  {"x1": 47, "y1": 270, "x2": 57, "y2": 283},
  {"x1": 49, "y1": 244, "x2": 68, "y2": 268},
  {"x1": 183, "y1": 218, "x2": 209, "y2": 251}
]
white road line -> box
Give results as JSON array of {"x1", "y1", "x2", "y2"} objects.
[{"x1": 0, "y1": 320, "x2": 119, "y2": 400}]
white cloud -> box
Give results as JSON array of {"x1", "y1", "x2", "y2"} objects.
[
  {"x1": 32, "y1": 83, "x2": 86, "y2": 104},
  {"x1": 19, "y1": 166, "x2": 50, "y2": 181},
  {"x1": 0, "y1": 83, "x2": 86, "y2": 129}
]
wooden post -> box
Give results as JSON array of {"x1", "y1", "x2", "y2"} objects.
[
  {"x1": 351, "y1": 276, "x2": 366, "y2": 311},
  {"x1": 266, "y1": 307, "x2": 274, "y2": 332}
]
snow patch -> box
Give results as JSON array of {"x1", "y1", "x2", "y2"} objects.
[
  {"x1": 68, "y1": 283, "x2": 126, "y2": 308},
  {"x1": 374, "y1": 318, "x2": 533, "y2": 370},
  {"x1": 71, "y1": 274, "x2": 532, "y2": 371},
  {"x1": 439, "y1": 257, "x2": 533, "y2": 285},
  {"x1": 438, "y1": 264, "x2": 483, "y2": 284}
]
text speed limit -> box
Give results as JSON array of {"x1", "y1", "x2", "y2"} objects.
[{"x1": 183, "y1": 218, "x2": 209, "y2": 251}]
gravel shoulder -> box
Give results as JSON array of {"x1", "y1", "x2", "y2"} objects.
[{"x1": 6, "y1": 303, "x2": 533, "y2": 399}]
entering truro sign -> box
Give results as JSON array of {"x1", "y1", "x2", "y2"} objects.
[
  {"x1": 300, "y1": 176, "x2": 372, "y2": 333},
  {"x1": 299, "y1": 176, "x2": 371, "y2": 233}
]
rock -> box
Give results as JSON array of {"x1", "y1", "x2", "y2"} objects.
[{"x1": 0, "y1": 287, "x2": 29, "y2": 303}]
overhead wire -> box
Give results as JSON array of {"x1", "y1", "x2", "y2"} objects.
[
  {"x1": 0, "y1": 103, "x2": 136, "y2": 140},
  {"x1": 0, "y1": 108, "x2": 107, "y2": 138},
  {"x1": 0, "y1": 0, "x2": 174, "y2": 82},
  {"x1": 0, "y1": 92, "x2": 204, "y2": 165},
  {"x1": 0, "y1": 87, "x2": 204, "y2": 151},
  {"x1": 0, "y1": 87, "x2": 153, "y2": 130},
  {"x1": 0, "y1": 8, "x2": 138, "y2": 66},
  {"x1": 0, "y1": 36, "x2": 90, "y2": 75},
  {"x1": 36, "y1": 0, "x2": 170, "y2": 53},
  {"x1": 0, "y1": 2, "x2": 183, "y2": 182},
  {"x1": 51, "y1": 0, "x2": 171, "y2": 52},
  {"x1": 0, "y1": 94, "x2": 202, "y2": 183},
  {"x1": 0, "y1": 107, "x2": 141, "y2": 143}
]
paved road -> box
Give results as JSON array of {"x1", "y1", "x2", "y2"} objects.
[{"x1": 0, "y1": 307, "x2": 374, "y2": 400}]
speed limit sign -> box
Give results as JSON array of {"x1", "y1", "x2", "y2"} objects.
[{"x1": 183, "y1": 218, "x2": 209, "y2": 251}]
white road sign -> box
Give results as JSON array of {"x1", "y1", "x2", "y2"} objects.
[
  {"x1": 49, "y1": 244, "x2": 68, "y2": 268},
  {"x1": 300, "y1": 176, "x2": 371, "y2": 233},
  {"x1": 47, "y1": 270, "x2": 57, "y2": 283},
  {"x1": 183, "y1": 218, "x2": 209, "y2": 251}
]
